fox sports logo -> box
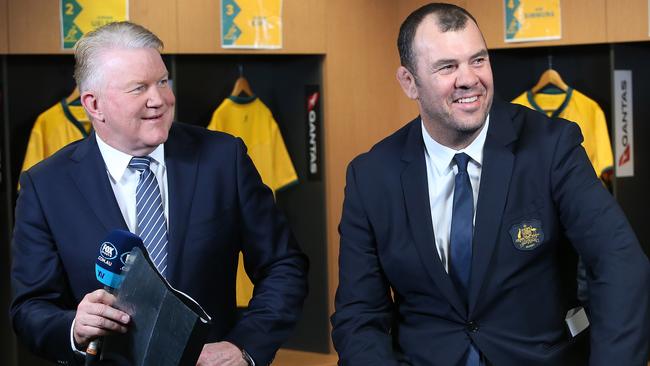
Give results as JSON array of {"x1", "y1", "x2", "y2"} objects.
[{"x1": 100, "y1": 242, "x2": 118, "y2": 260}]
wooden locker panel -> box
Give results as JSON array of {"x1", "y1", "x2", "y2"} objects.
[
  {"x1": 130, "y1": 0, "x2": 179, "y2": 53},
  {"x1": 175, "y1": 0, "x2": 219, "y2": 53},
  {"x1": 323, "y1": 1, "x2": 402, "y2": 338},
  {"x1": 8, "y1": 0, "x2": 64, "y2": 54},
  {"x1": 467, "y1": 0, "x2": 607, "y2": 49},
  {"x1": 0, "y1": 0, "x2": 7, "y2": 53},
  {"x1": 282, "y1": 0, "x2": 326, "y2": 54},
  {"x1": 561, "y1": 0, "x2": 608, "y2": 45},
  {"x1": 176, "y1": 0, "x2": 325, "y2": 54},
  {"x1": 606, "y1": 0, "x2": 650, "y2": 42},
  {"x1": 8, "y1": 0, "x2": 179, "y2": 54}
]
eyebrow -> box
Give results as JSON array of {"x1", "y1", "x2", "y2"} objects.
[
  {"x1": 472, "y1": 49, "x2": 489, "y2": 59},
  {"x1": 431, "y1": 49, "x2": 489, "y2": 69},
  {"x1": 124, "y1": 72, "x2": 170, "y2": 86}
]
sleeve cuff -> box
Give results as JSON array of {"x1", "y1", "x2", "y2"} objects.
[
  {"x1": 70, "y1": 318, "x2": 87, "y2": 356},
  {"x1": 242, "y1": 348, "x2": 256, "y2": 366}
]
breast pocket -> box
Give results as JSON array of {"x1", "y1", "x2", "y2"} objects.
[{"x1": 503, "y1": 197, "x2": 546, "y2": 251}]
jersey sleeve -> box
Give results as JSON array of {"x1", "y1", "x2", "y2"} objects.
[
  {"x1": 591, "y1": 105, "x2": 614, "y2": 177},
  {"x1": 269, "y1": 118, "x2": 298, "y2": 191}
]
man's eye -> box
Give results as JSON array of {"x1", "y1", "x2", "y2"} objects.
[
  {"x1": 437, "y1": 65, "x2": 455, "y2": 74},
  {"x1": 131, "y1": 85, "x2": 146, "y2": 93},
  {"x1": 158, "y1": 79, "x2": 169, "y2": 87}
]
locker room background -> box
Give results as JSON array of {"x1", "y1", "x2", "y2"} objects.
[
  {"x1": 0, "y1": 54, "x2": 330, "y2": 364},
  {"x1": 2, "y1": 0, "x2": 650, "y2": 365},
  {"x1": 3, "y1": 42, "x2": 650, "y2": 365}
]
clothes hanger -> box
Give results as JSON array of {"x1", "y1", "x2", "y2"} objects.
[
  {"x1": 230, "y1": 64, "x2": 254, "y2": 97},
  {"x1": 531, "y1": 69, "x2": 569, "y2": 94},
  {"x1": 531, "y1": 54, "x2": 569, "y2": 94}
]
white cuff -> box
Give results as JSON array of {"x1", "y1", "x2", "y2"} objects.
[{"x1": 70, "y1": 318, "x2": 87, "y2": 356}]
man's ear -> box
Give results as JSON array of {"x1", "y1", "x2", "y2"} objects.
[
  {"x1": 80, "y1": 91, "x2": 103, "y2": 122},
  {"x1": 396, "y1": 66, "x2": 418, "y2": 100}
]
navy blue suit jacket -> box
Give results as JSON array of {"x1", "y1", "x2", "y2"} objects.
[
  {"x1": 11, "y1": 122, "x2": 308, "y2": 365},
  {"x1": 331, "y1": 100, "x2": 649, "y2": 366}
]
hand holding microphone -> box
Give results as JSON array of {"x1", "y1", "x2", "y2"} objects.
[
  {"x1": 71, "y1": 230, "x2": 144, "y2": 363},
  {"x1": 73, "y1": 289, "x2": 130, "y2": 347}
]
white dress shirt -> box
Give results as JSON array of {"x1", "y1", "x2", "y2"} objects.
[
  {"x1": 421, "y1": 116, "x2": 489, "y2": 272},
  {"x1": 71, "y1": 135, "x2": 168, "y2": 353},
  {"x1": 95, "y1": 134, "x2": 169, "y2": 231},
  {"x1": 94, "y1": 136, "x2": 258, "y2": 364}
]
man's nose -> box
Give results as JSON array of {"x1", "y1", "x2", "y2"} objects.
[
  {"x1": 455, "y1": 64, "x2": 479, "y2": 89},
  {"x1": 146, "y1": 87, "x2": 164, "y2": 108}
]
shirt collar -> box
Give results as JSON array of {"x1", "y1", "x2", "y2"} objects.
[
  {"x1": 421, "y1": 114, "x2": 490, "y2": 174},
  {"x1": 95, "y1": 134, "x2": 166, "y2": 182}
]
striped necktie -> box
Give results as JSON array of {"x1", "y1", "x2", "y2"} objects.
[{"x1": 129, "y1": 156, "x2": 168, "y2": 277}]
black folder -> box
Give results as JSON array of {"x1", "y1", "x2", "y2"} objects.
[{"x1": 101, "y1": 247, "x2": 212, "y2": 366}]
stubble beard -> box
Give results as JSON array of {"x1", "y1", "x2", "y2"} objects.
[{"x1": 422, "y1": 100, "x2": 490, "y2": 148}]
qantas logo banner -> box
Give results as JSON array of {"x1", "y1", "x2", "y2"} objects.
[
  {"x1": 306, "y1": 86, "x2": 322, "y2": 181},
  {"x1": 613, "y1": 70, "x2": 634, "y2": 177}
]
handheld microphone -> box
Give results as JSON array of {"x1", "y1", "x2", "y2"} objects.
[{"x1": 85, "y1": 230, "x2": 144, "y2": 365}]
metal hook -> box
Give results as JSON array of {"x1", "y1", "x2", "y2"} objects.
[
  {"x1": 547, "y1": 50, "x2": 553, "y2": 70},
  {"x1": 238, "y1": 64, "x2": 244, "y2": 77}
]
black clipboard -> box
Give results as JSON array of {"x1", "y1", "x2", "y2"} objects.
[{"x1": 101, "y1": 247, "x2": 212, "y2": 366}]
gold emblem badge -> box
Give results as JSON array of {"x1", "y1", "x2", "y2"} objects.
[{"x1": 509, "y1": 219, "x2": 544, "y2": 250}]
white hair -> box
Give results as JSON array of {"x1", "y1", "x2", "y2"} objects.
[{"x1": 73, "y1": 21, "x2": 163, "y2": 92}]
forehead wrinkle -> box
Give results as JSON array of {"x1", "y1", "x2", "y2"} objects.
[
  {"x1": 416, "y1": 25, "x2": 486, "y2": 61},
  {"x1": 101, "y1": 48, "x2": 168, "y2": 89}
]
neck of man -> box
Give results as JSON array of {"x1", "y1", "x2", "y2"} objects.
[
  {"x1": 95, "y1": 129, "x2": 159, "y2": 157},
  {"x1": 421, "y1": 118, "x2": 485, "y2": 151}
]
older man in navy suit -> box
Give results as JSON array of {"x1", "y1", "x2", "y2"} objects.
[
  {"x1": 331, "y1": 3, "x2": 649, "y2": 366},
  {"x1": 10, "y1": 21, "x2": 308, "y2": 366}
]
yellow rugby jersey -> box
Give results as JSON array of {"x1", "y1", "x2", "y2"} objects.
[
  {"x1": 21, "y1": 100, "x2": 91, "y2": 173},
  {"x1": 207, "y1": 95, "x2": 298, "y2": 306},
  {"x1": 512, "y1": 88, "x2": 613, "y2": 178}
]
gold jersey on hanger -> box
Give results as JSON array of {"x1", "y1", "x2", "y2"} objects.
[
  {"x1": 208, "y1": 95, "x2": 298, "y2": 307},
  {"x1": 21, "y1": 100, "x2": 91, "y2": 173},
  {"x1": 512, "y1": 88, "x2": 613, "y2": 178}
]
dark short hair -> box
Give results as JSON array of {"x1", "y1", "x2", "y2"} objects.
[{"x1": 397, "y1": 3, "x2": 478, "y2": 73}]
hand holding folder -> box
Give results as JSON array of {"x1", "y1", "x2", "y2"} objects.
[{"x1": 101, "y1": 247, "x2": 212, "y2": 366}]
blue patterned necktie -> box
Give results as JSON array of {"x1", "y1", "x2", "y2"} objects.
[
  {"x1": 129, "y1": 156, "x2": 168, "y2": 277},
  {"x1": 449, "y1": 153, "x2": 481, "y2": 366}
]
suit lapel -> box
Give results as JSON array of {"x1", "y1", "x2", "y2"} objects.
[
  {"x1": 70, "y1": 132, "x2": 128, "y2": 232},
  {"x1": 468, "y1": 101, "x2": 518, "y2": 315},
  {"x1": 163, "y1": 123, "x2": 199, "y2": 284},
  {"x1": 401, "y1": 119, "x2": 466, "y2": 317}
]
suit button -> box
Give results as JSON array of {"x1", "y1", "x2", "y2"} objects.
[{"x1": 467, "y1": 321, "x2": 479, "y2": 332}]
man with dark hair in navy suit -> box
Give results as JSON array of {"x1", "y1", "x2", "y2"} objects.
[
  {"x1": 11, "y1": 21, "x2": 308, "y2": 366},
  {"x1": 331, "y1": 3, "x2": 649, "y2": 365}
]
